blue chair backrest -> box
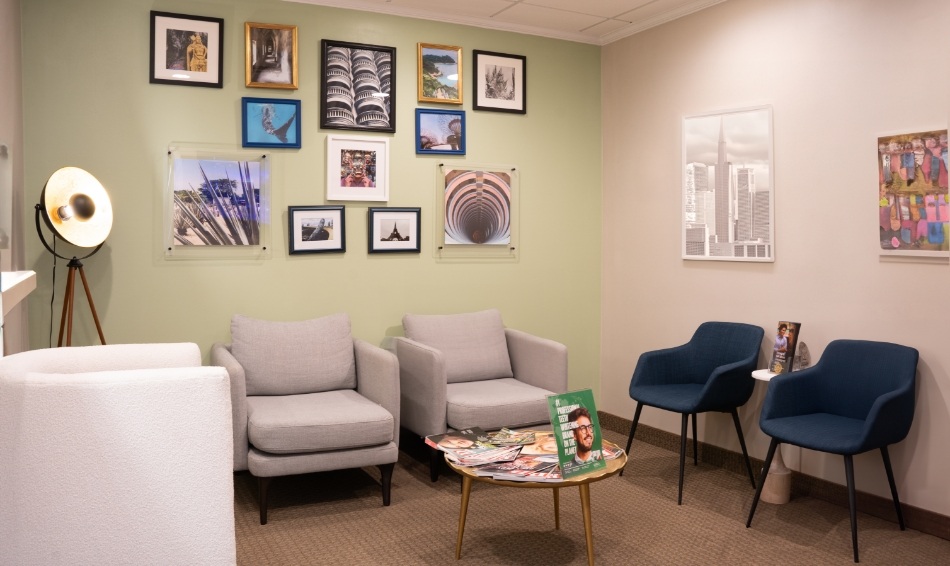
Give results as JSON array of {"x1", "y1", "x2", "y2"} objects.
[
  {"x1": 684, "y1": 322, "x2": 764, "y2": 384},
  {"x1": 816, "y1": 339, "x2": 918, "y2": 420}
]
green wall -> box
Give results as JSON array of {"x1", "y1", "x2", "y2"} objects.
[{"x1": 20, "y1": 0, "x2": 603, "y2": 392}]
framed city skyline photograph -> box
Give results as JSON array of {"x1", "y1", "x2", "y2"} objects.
[
  {"x1": 682, "y1": 105, "x2": 774, "y2": 262},
  {"x1": 245, "y1": 22, "x2": 298, "y2": 89},
  {"x1": 242, "y1": 97, "x2": 300, "y2": 149},
  {"x1": 150, "y1": 11, "x2": 224, "y2": 88},
  {"x1": 472, "y1": 50, "x2": 525, "y2": 114},
  {"x1": 289, "y1": 205, "x2": 345, "y2": 254},
  {"x1": 326, "y1": 135, "x2": 389, "y2": 201},
  {"x1": 415, "y1": 109, "x2": 465, "y2": 155},
  {"x1": 368, "y1": 207, "x2": 421, "y2": 253},
  {"x1": 321, "y1": 39, "x2": 396, "y2": 133},
  {"x1": 418, "y1": 43, "x2": 462, "y2": 104}
]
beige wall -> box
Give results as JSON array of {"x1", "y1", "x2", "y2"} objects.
[
  {"x1": 602, "y1": 0, "x2": 950, "y2": 515},
  {"x1": 19, "y1": 0, "x2": 602, "y2": 391}
]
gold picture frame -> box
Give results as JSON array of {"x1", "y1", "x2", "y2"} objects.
[
  {"x1": 245, "y1": 22, "x2": 298, "y2": 89},
  {"x1": 418, "y1": 43, "x2": 462, "y2": 104}
]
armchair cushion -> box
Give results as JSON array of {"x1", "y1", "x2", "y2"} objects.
[
  {"x1": 403, "y1": 309, "x2": 513, "y2": 384},
  {"x1": 445, "y1": 378, "x2": 553, "y2": 431},
  {"x1": 231, "y1": 313, "x2": 356, "y2": 396},
  {"x1": 247, "y1": 389, "x2": 394, "y2": 454}
]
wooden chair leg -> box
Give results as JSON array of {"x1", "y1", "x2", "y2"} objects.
[
  {"x1": 258, "y1": 476, "x2": 272, "y2": 525},
  {"x1": 429, "y1": 445, "x2": 442, "y2": 482},
  {"x1": 620, "y1": 403, "x2": 643, "y2": 477},
  {"x1": 746, "y1": 437, "x2": 778, "y2": 527},
  {"x1": 378, "y1": 463, "x2": 395, "y2": 506},
  {"x1": 677, "y1": 413, "x2": 688, "y2": 505},
  {"x1": 730, "y1": 408, "x2": 756, "y2": 488},
  {"x1": 880, "y1": 446, "x2": 905, "y2": 530},
  {"x1": 844, "y1": 454, "x2": 859, "y2": 563}
]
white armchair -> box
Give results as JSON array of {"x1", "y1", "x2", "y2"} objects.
[{"x1": 0, "y1": 343, "x2": 236, "y2": 565}]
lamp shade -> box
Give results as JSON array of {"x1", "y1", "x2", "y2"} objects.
[{"x1": 40, "y1": 167, "x2": 113, "y2": 248}]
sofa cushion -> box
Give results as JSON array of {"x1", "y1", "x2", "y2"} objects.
[
  {"x1": 231, "y1": 313, "x2": 356, "y2": 396},
  {"x1": 403, "y1": 309, "x2": 513, "y2": 384},
  {"x1": 445, "y1": 378, "x2": 554, "y2": 430},
  {"x1": 246, "y1": 390, "x2": 394, "y2": 454}
]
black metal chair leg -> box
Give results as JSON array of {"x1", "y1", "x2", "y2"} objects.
[
  {"x1": 677, "y1": 413, "x2": 688, "y2": 505},
  {"x1": 258, "y1": 476, "x2": 272, "y2": 525},
  {"x1": 730, "y1": 409, "x2": 756, "y2": 488},
  {"x1": 378, "y1": 463, "x2": 395, "y2": 506},
  {"x1": 746, "y1": 437, "x2": 778, "y2": 527},
  {"x1": 691, "y1": 413, "x2": 698, "y2": 465},
  {"x1": 880, "y1": 446, "x2": 905, "y2": 530},
  {"x1": 429, "y1": 445, "x2": 442, "y2": 482},
  {"x1": 844, "y1": 455, "x2": 859, "y2": 563},
  {"x1": 620, "y1": 403, "x2": 643, "y2": 477}
]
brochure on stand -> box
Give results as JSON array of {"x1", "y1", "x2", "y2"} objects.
[
  {"x1": 546, "y1": 389, "x2": 606, "y2": 479},
  {"x1": 769, "y1": 321, "x2": 802, "y2": 374}
]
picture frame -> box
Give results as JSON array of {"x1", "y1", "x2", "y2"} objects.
[
  {"x1": 326, "y1": 135, "x2": 389, "y2": 202},
  {"x1": 288, "y1": 205, "x2": 345, "y2": 254},
  {"x1": 368, "y1": 207, "x2": 421, "y2": 254},
  {"x1": 415, "y1": 109, "x2": 465, "y2": 155},
  {"x1": 320, "y1": 39, "x2": 396, "y2": 133},
  {"x1": 149, "y1": 11, "x2": 224, "y2": 88},
  {"x1": 245, "y1": 22, "x2": 298, "y2": 89},
  {"x1": 242, "y1": 97, "x2": 301, "y2": 149},
  {"x1": 876, "y1": 129, "x2": 949, "y2": 259},
  {"x1": 472, "y1": 50, "x2": 526, "y2": 114},
  {"x1": 682, "y1": 105, "x2": 774, "y2": 262},
  {"x1": 436, "y1": 163, "x2": 519, "y2": 261},
  {"x1": 418, "y1": 43, "x2": 462, "y2": 104},
  {"x1": 164, "y1": 145, "x2": 271, "y2": 260}
]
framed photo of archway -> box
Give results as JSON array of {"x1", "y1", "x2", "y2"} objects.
[{"x1": 245, "y1": 22, "x2": 298, "y2": 89}]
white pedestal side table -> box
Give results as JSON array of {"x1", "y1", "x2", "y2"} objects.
[{"x1": 752, "y1": 369, "x2": 791, "y2": 504}]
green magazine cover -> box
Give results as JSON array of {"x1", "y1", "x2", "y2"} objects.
[{"x1": 547, "y1": 389, "x2": 606, "y2": 479}]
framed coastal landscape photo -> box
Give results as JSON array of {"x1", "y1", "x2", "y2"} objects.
[{"x1": 418, "y1": 43, "x2": 462, "y2": 104}]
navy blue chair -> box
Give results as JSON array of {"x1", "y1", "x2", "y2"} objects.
[
  {"x1": 623, "y1": 322, "x2": 764, "y2": 504},
  {"x1": 746, "y1": 339, "x2": 919, "y2": 563}
]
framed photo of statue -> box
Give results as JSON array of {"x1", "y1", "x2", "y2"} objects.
[
  {"x1": 368, "y1": 207, "x2": 421, "y2": 254},
  {"x1": 326, "y1": 135, "x2": 389, "y2": 202},
  {"x1": 288, "y1": 205, "x2": 345, "y2": 254},
  {"x1": 245, "y1": 22, "x2": 298, "y2": 89},
  {"x1": 149, "y1": 11, "x2": 224, "y2": 88}
]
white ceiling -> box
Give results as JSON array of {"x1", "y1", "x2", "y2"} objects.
[{"x1": 285, "y1": 0, "x2": 726, "y2": 45}]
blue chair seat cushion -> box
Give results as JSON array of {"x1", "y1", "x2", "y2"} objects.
[
  {"x1": 761, "y1": 413, "x2": 867, "y2": 455},
  {"x1": 631, "y1": 383, "x2": 706, "y2": 414}
]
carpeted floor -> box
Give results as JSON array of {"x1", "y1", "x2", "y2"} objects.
[{"x1": 234, "y1": 429, "x2": 950, "y2": 565}]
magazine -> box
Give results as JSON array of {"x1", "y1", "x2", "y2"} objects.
[
  {"x1": 485, "y1": 428, "x2": 536, "y2": 446},
  {"x1": 546, "y1": 389, "x2": 607, "y2": 479},
  {"x1": 769, "y1": 321, "x2": 802, "y2": 374},
  {"x1": 443, "y1": 445, "x2": 523, "y2": 467},
  {"x1": 424, "y1": 427, "x2": 490, "y2": 451},
  {"x1": 473, "y1": 454, "x2": 561, "y2": 482}
]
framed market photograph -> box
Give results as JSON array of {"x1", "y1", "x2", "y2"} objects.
[
  {"x1": 417, "y1": 43, "x2": 462, "y2": 104},
  {"x1": 472, "y1": 50, "x2": 526, "y2": 114},
  {"x1": 245, "y1": 22, "x2": 298, "y2": 89},
  {"x1": 150, "y1": 11, "x2": 224, "y2": 88},
  {"x1": 288, "y1": 205, "x2": 345, "y2": 254},
  {"x1": 242, "y1": 97, "x2": 301, "y2": 149},
  {"x1": 320, "y1": 39, "x2": 396, "y2": 133},
  {"x1": 368, "y1": 207, "x2": 421, "y2": 253},
  {"x1": 326, "y1": 135, "x2": 389, "y2": 201},
  {"x1": 415, "y1": 109, "x2": 465, "y2": 155}
]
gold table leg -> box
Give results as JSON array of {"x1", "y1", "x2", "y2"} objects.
[
  {"x1": 456, "y1": 475, "x2": 473, "y2": 560},
  {"x1": 553, "y1": 487, "x2": 560, "y2": 530},
  {"x1": 579, "y1": 483, "x2": 594, "y2": 566}
]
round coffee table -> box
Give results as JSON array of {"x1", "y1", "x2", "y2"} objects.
[{"x1": 446, "y1": 443, "x2": 627, "y2": 566}]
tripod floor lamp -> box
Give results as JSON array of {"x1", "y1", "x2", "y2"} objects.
[{"x1": 35, "y1": 167, "x2": 113, "y2": 347}]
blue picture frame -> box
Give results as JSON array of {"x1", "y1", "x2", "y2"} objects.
[
  {"x1": 415, "y1": 108, "x2": 465, "y2": 155},
  {"x1": 242, "y1": 97, "x2": 301, "y2": 149}
]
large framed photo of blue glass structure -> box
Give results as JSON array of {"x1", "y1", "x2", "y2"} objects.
[
  {"x1": 320, "y1": 39, "x2": 396, "y2": 133},
  {"x1": 682, "y1": 105, "x2": 774, "y2": 262},
  {"x1": 242, "y1": 97, "x2": 300, "y2": 149}
]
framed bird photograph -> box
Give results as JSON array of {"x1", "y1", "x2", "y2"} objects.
[{"x1": 242, "y1": 97, "x2": 301, "y2": 149}]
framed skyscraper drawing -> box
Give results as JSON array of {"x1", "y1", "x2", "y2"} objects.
[
  {"x1": 320, "y1": 39, "x2": 396, "y2": 133},
  {"x1": 682, "y1": 105, "x2": 774, "y2": 262}
]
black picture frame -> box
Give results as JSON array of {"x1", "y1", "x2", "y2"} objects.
[
  {"x1": 368, "y1": 207, "x2": 421, "y2": 253},
  {"x1": 149, "y1": 11, "x2": 224, "y2": 88},
  {"x1": 288, "y1": 205, "x2": 346, "y2": 254},
  {"x1": 320, "y1": 39, "x2": 396, "y2": 133},
  {"x1": 472, "y1": 50, "x2": 526, "y2": 114}
]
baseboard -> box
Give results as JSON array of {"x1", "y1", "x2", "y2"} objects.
[{"x1": 598, "y1": 410, "x2": 950, "y2": 542}]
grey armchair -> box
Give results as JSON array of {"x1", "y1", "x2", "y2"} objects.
[
  {"x1": 393, "y1": 309, "x2": 568, "y2": 481},
  {"x1": 211, "y1": 313, "x2": 399, "y2": 524}
]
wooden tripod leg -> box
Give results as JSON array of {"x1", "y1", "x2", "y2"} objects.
[
  {"x1": 57, "y1": 266, "x2": 77, "y2": 347},
  {"x1": 77, "y1": 265, "x2": 106, "y2": 345}
]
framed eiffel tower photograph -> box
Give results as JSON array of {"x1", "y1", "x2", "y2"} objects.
[{"x1": 368, "y1": 207, "x2": 420, "y2": 254}]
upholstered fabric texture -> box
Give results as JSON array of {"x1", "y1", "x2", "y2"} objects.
[
  {"x1": 445, "y1": 378, "x2": 554, "y2": 430},
  {"x1": 231, "y1": 313, "x2": 357, "y2": 396},
  {"x1": 403, "y1": 309, "x2": 513, "y2": 383}
]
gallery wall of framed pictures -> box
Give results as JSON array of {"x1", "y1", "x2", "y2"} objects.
[{"x1": 149, "y1": 9, "x2": 529, "y2": 260}]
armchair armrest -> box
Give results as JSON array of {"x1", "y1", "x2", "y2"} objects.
[
  {"x1": 355, "y1": 339, "x2": 400, "y2": 445},
  {"x1": 210, "y1": 342, "x2": 248, "y2": 472},
  {"x1": 863, "y1": 384, "x2": 916, "y2": 449},
  {"x1": 505, "y1": 329, "x2": 568, "y2": 393},
  {"x1": 629, "y1": 343, "x2": 691, "y2": 389},
  {"x1": 760, "y1": 365, "x2": 826, "y2": 420},
  {"x1": 698, "y1": 356, "x2": 759, "y2": 411},
  {"x1": 393, "y1": 337, "x2": 447, "y2": 437}
]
